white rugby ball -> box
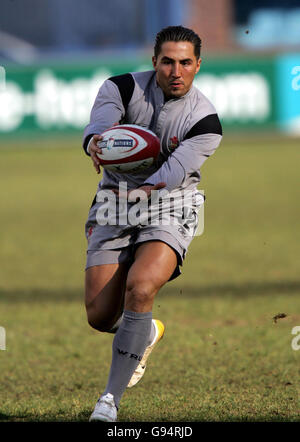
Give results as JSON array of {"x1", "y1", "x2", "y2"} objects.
[{"x1": 96, "y1": 124, "x2": 160, "y2": 173}]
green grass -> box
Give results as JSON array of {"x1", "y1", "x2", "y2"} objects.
[{"x1": 0, "y1": 135, "x2": 299, "y2": 421}]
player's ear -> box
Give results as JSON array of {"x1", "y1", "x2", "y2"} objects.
[
  {"x1": 152, "y1": 56, "x2": 157, "y2": 71},
  {"x1": 195, "y1": 57, "x2": 202, "y2": 74}
]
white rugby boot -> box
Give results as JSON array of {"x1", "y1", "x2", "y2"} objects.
[
  {"x1": 89, "y1": 393, "x2": 117, "y2": 422},
  {"x1": 127, "y1": 319, "x2": 165, "y2": 388}
]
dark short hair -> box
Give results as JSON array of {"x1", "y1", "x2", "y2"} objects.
[{"x1": 154, "y1": 25, "x2": 201, "y2": 59}]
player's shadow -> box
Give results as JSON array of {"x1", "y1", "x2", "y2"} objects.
[
  {"x1": 0, "y1": 412, "x2": 11, "y2": 420},
  {"x1": 0, "y1": 411, "x2": 295, "y2": 422},
  {"x1": 0, "y1": 409, "x2": 92, "y2": 422},
  {"x1": 1, "y1": 280, "x2": 300, "y2": 303},
  {"x1": 162, "y1": 279, "x2": 300, "y2": 298}
]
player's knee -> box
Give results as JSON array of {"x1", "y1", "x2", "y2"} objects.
[
  {"x1": 125, "y1": 279, "x2": 156, "y2": 308},
  {"x1": 86, "y1": 308, "x2": 117, "y2": 333},
  {"x1": 87, "y1": 316, "x2": 115, "y2": 332}
]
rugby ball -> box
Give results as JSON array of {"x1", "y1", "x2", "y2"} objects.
[{"x1": 96, "y1": 124, "x2": 160, "y2": 173}]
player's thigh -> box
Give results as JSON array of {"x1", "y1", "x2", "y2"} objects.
[
  {"x1": 85, "y1": 263, "x2": 129, "y2": 323},
  {"x1": 125, "y1": 241, "x2": 177, "y2": 311}
]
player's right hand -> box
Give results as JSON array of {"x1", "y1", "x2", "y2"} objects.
[
  {"x1": 89, "y1": 134, "x2": 103, "y2": 174},
  {"x1": 89, "y1": 123, "x2": 119, "y2": 174}
]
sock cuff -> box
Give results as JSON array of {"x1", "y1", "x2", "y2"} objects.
[{"x1": 123, "y1": 310, "x2": 152, "y2": 320}]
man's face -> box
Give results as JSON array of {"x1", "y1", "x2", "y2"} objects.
[{"x1": 152, "y1": 41, "x2": 201, "y2": 98}]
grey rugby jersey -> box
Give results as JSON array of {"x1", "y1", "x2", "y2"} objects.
[{"x1": 83, "y1": 70, "x2": 222, "y2": 192}]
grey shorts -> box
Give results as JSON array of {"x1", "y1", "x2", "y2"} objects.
[{"x1": 85, "y1": 189, "x2": 204, "y2": 281}]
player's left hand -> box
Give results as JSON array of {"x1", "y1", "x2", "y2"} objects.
[{"x1": 112, "y1": 182, "x2": 166, "y2": 202}]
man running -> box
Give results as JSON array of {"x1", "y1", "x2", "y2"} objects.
[{"x1": 83, "y1": 25, "x2": 222, "y2": 422}]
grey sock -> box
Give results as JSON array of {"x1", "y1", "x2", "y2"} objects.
[
  {"x1": 107, "y1": 313, "x2": 155, "y2": 345},
  {"x1": 103, "y1": 310, "x2": 152, "y2": 408}
]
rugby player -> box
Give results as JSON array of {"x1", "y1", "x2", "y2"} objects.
[{"x1": 82, "y1": 26, "x2": 222, "y2": 422}]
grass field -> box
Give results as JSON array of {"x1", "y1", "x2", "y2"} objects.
[{"x1": 0, "y1": 134, "x2": 299, "y2": 422}]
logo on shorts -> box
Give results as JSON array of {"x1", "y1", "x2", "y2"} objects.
[
  {"x1": 178, "y1": 226, "x2": 188, "y2": 237},
  {"x1": 168, "y1": 136, "x2": 179, "y2": 152}
]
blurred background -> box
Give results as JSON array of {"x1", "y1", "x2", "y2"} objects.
[{"x1": 0, "y1": 0, "x2": 299, "y2": 137}]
